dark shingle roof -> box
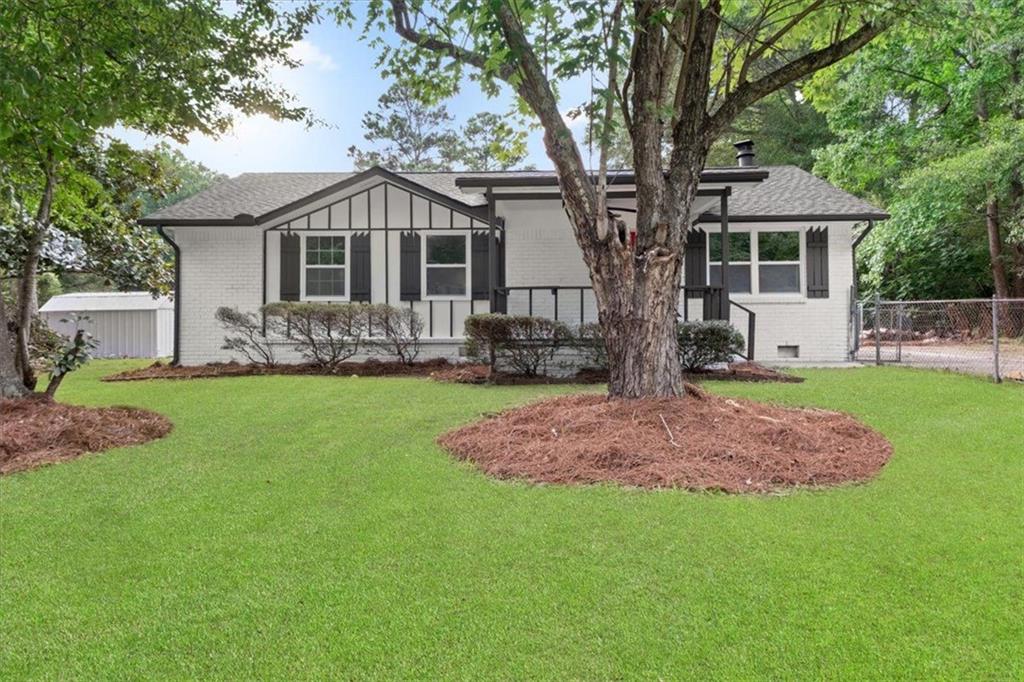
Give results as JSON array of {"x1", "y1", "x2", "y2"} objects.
[
  {"x1": 714, "y1": 165, "x2": 885, "y2": 219},
  {"x1": 143, "y1": 165, "x2": 885, "y2": 224}
]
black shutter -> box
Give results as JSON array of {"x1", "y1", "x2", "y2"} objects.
[
  {"x1": 350, "y1": 232, "x2": 371, "y2": 302},
  {"x1": 685, "y1": 228, "x2": 707, "y2": 293},
  {"x1": 806, "y1": 227, "x2": 829, "y2": 298},
  {"x1": 280, "y1": 232, "x2": 300, "y2": 301},
  {"x1": 400, "y1": 231, "x2": 421, "y2": 301},
  {"x1": 471, "y1": 231, "x2": 490, "y2": 299}
]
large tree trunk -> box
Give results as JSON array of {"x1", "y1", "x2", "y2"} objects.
[
  {"x1": 14, "y1": 163, "x2": 56, "y2": 391},
  {"x1": 0, "y1": 287, "x2": 29, "y2": 399}
]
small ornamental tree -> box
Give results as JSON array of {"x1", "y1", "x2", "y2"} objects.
[
  {"x1": 45, "y1": 319, "x2": 98, "y2": 398},
  {"x1": 368, "y1": 304, "x2": 424, "y2": 364},
  {"x1": 339, "y1": 0, "x2": 909, "y2": 397},
  {"x1": 215, "y1": 307, "x2": 279, "y2": 367}
]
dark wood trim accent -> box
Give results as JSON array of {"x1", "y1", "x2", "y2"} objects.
[
  {"x1": 455, "y1": 169, "x2": 769, "y2": 188},
  {"x1": 697, "y1": 212, "x2": 889, "y2": 223}
]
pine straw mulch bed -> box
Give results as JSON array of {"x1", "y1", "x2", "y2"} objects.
[
  {"x1": 103, "y1": 358, "x2": 454, "y2": 381},
  {"x1": 438, "y1": 389, "x2": 891, "y2": 493},
  {"x1": 105, "y1": 359, "x2": 801, "y2": 387},
  {"x1": 0, "y1": 396, "x2": 172, "y2": 475},
  {"x1": 430, "y1": 362, "x2": 802, "y2": 386}
]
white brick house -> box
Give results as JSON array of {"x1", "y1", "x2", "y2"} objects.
[{"x1": 141, "y1": 147, "x2": 886, "y2": 366}]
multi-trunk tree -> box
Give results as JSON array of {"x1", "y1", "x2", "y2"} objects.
[
  {"x1": 0, "y1": 0, "x2": 316, "y2": 397},
  {"x1": 344, "y1": 0, "x2": 906, "y2": 397}
]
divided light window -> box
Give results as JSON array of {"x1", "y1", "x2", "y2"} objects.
[
  {"x1": 758, "y1": 231, "x2": 800, "y2": 293},
  {"x1": 424, "y1": 233, "x2": 468, "y2": 298},
  {"x1": 709, "y1": 232, "x2": 752, "y2": 294},
  {"x1": 304, "y1": 235, "x2": 346, "y2": 298}
]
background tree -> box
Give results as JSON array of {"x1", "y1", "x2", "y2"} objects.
[
  {"x1": 345, "y1": 0, "x2": 905, "y2": 397},
  {"x1": 348, "y1": 83, "x2": 460, "y2": 170},
  {"x1": 444, "y1": 112, "x2": 531, "y2": 170},
  {"x1": 0, "y1": 0, "x2": 316, "y2": 396},
  {"x1": 809, "y1": 0, "x2": 1024, "y2": 300},
  {"x1": 349, "y1": 84, "x2": 530, "y2": 170}
]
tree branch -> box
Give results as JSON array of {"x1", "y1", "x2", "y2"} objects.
[
  {"x1": 707, "y1": 16, "x2": 893, "y2": 137},
  {"x1": 389, "y1": 0, "x2": 515, "y2": 80}
]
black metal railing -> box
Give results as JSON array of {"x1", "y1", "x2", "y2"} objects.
[{"x1": 493, "y1": 284, "x2": 756, "y2": 358}]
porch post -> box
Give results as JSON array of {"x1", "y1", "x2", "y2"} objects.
[
  {"x1": 487, "y1": 187, "x2": 497, "y2": 311},
  {"x1": 719, "y1": 191, "x2": 730, "y2": 321}
]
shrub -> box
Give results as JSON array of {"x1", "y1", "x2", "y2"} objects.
[
  {"x1": 45, "y1": 318, "x2": 98, "y2": 398},
  {"x1": 574, "y1": 322, "x2": 608, "y2": 370},
  {"x1": 464, "y1": 314, "x2": 572, "y2": 376},
  {"x1": 263, "y1": 302, "x2": 368, "y2": 370},
  {"x1": 215, "y1": 306, "x2": 279, "y2": 367},
  {"x1": 367, "y1": 304, "x2": 423, "y2": 364},
  {"x1": 677, "y1": 320, "x2": 745, "y2": 371}
]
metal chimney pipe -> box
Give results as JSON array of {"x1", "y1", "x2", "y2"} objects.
[{"x1": 733, "y1": 139, "x2": 756, "y2": 167}]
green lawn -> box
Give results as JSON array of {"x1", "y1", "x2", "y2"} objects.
[{"x1": 1, "y1": 362, "x2": 1021, "y2": 679}]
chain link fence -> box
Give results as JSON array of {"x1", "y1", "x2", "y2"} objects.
[{"x1": 854, "y1": 297, "x2": 1024, "y2": 382}]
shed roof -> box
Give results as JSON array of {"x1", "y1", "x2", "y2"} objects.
[{"x1": 40, "y1": 292, "x2": 174, "y2": 313}]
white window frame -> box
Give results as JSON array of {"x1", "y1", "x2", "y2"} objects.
[
  {"x1": 708, "y1": 231, "x2": 753, "y2": 294},
  {"x1": 704, "y1": 226, "x2": 807, "y2": 298},
  {"x1": 756, "y1": 230, "x2": 802, "y2": 295},
  {"x1": 422, "y1": 231, "x2": 471, "y2": 301},
  {"x1": 300, "y1": 232, "x2": 351, "y2": 301}
]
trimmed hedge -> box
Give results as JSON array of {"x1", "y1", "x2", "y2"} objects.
[
  {"x1": 464, "y1": 314, "x2": 572, "y2": 376},
  {"x1": 677, "y1": 320, "x2": 745, "y2": 371}
]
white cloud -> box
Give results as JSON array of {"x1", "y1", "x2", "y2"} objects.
[{"x1": 287, "y1": 40, "x2": 337, "y2": 72}]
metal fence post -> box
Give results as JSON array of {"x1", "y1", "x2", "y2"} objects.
[
  {"x1": 992, "y1": 296, "x2": 1001, "y2": 383},
  {"x1": 896, "y1": 301, "x2": 904, "y2": 363},
  {"x1": 874, "y1": 292, "x2": 882, "y2": 366}
]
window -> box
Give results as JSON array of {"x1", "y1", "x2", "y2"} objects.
[
  {"x1": 758, "y1": 231, "x2": 800, "y2": 293},
  {"x1": 424, "y1": 234, "x2": 468, "y2": 297},
  {"x1": 304, "y1": 235, "x2": 346, "y2": 298},
  {"x1": 709, "y1": 232, "x2": 752, "y2": 294}
]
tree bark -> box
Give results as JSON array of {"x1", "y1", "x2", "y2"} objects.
[
  {"x1": 985, "y1": 198, "x2": 1011, "y2": 299},
  {"x1": 0, "y1": 285, "x2": 29, "y2": 398},
  {"x1": 14, "y1": 161, "x2": 56, "y2": 391}
]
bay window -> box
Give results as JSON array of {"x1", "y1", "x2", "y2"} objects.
[
  {"x1": 423, "y1": 233, "x2": 469, "y2": 298},
  {"x1": 303, "y1": 235, "x2": 347, "y2": 299}
]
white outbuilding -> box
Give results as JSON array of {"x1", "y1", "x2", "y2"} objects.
[{"x1": 39, "y1": 292, "x2": 175, "y2": 359}]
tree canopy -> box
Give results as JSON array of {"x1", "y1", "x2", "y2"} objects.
[
  {"x1": 0, "y1": 0, "x2": 316, "y2": 395},
  {"x1": 809, "y1": 0, "x2": 1024, "y2": 299},
  {"x1": 348, "y1": 84, "x2": 530, "y2": 170}
]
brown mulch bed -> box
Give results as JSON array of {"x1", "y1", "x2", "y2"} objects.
[
  {"x1": 431, "y1": 362, "x2": 801, "y2": 386},
  {"x1": 685, "y1": 361, "x2": 805, "y2": 383},
  {"x1": 103, "y1": 358, "x2": 453, "y2": 381},
  {"x1": 0, "y1": 396, "x2": 172, "y2": 475},
  {"x1": 438, "y1": 391, "x2": 891, "y2": 493}
]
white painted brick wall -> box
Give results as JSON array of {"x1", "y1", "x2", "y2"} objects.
[
  {"x1": 174, "y1": 226, "x2": 264, "y2": 365},
  {"x1": 173, "y1": 193, "x2": 856, "y2": 365}
]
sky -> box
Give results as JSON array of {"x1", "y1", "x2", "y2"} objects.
[{"x1": 114, "y1": 18, "x2": 593, "y2": 177}]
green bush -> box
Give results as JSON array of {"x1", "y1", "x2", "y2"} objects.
[
  {"x1": 676, "y1": 320, "x2": 745, "y2": 371},
  {"x1": 263, "y1": 302, "x2": 369, "y2": 370},
  {"x1": 464, "y1": 314, "x2": 572, "y2": 376}
]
